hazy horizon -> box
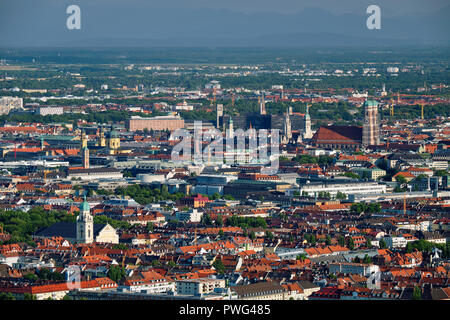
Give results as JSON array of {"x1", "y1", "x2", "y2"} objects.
[{"x1": 0, "y1": 0, "x2": 449, "y2": 47}]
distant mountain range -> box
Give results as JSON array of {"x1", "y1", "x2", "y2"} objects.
[{"x1": 0, "y1": 2, "x2": 449, "y2": 47}]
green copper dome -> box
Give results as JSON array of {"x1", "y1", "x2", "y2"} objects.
[
  {"x1": 80, "y1": 196, "x2": 90, "y2": 212},
  {"x1": 108, "y1": 130, "x2": 119, "y2": 138},
  {"x1": 364, "y1": 100, "x2": 378, "y2": 107}
]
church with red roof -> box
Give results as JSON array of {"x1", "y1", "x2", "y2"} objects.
[{"x1": 311, "y1": 125, "x2": 363, "y2": 150}]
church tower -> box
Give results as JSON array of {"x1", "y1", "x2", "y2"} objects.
[
  {"x1": 303, "y1": 104, "x2": 313, "y2": 139},
  {"x1": 282, "y1": 109, "x2": 292, "y2": 144},
  {"x1": 98, "y1": 128, "x2": 106, "y2": 147},
  {"x1": 81, "y1": 146, "x2": 89, "y2": 169},
  {"x1": 76, "y1": 196, "x2": 94, "y2": 244},
  {"x1": 362, "y1": 100, "x2": 380, "y2": 147},
  {"x1": 259, "y1": 92, "x2": 266, "y2": 115},
  {"x1": 227, "y1": 117, "x2": 234, "y2": 139},
  {"x1": 216, "y1": 104, "x2": 223, "y2": 129},
  {"x1": 80, "y1": 130, "x2": 88, "y2": 149},
  {"x1": 107, "y1": 128, "x2": 120, "y2": 154}
]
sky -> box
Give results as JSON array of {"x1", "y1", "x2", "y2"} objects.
[
  {"x1": 41, "y1": 0, "x2": 447, "y2": 15},
  {"x1": 0, "y1": 0, "x2": 448, "y2": 47}
]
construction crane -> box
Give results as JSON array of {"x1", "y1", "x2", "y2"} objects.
[
  {"x1": 403, "y1": 194, "x2": 407, "y2": 215},
  {"x1": 194, "y1": 228, "x2": 198, "y2": 252},
  {"x1": 122, "y1": 250, "x2": 127, "y2": 269},
  {"x1": 211, "y1": 88, "x2": 217, "y2": 106},
  {"x1": 390, "y1": 99, "x2": 395, "y2": 117},
  {"x1": 421, "y1": 104, "x2": 424, "y2": 120}
]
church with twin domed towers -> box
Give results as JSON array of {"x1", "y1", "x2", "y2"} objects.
[{"x1": 311, "y1": 99, "x2": 380, "y2": 150}]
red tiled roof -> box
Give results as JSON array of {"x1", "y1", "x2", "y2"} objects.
[{"x1": 312, "y1": 125, "x2": 362, "y2": 144}]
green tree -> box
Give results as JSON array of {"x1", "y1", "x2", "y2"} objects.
[
  {"x1": 347, "y1": 237, "x2": 355, "y2": 250},
  {"x1": 325, "y1": 235, "x2": 332, "y2": 246},
  {"x1": 296, "y1": 254, "x2": 307, "y2": 262},
  {"x1": 23, "y1": 293, "x2": 37, "y2": 300},
  {"x1": 412, "y1": 286, "x2": 422, "y2": 300},
  {"x1": 107, "y1": 265, "x2": 126, "y2": 283},
  {"x1": 342, "y1": 172, "x2": 360, "y2": 179},
  {"x1": 112, "y1": 244, "x2": 128, "y2": 250},
  {"x1": 209, "y1": 193, "x2": 221, "y2": 200},
  {"x1": 23, "y1": 273, "x2": 38, "y2": 282},
  {"x1": 216, "y1": 215, "x2": 223, "y2": 227},
  {"x1": 0, "y1": 292, "x2": 15, "y2": 300},
  {"x1": 395, "y1": 175, "x2": 407, "y2": 185},
  {"x1": 336, "y1": 191, "x2": 346, "y2": 200},
  {"x1": 225, "y1": 216, "x2": 267, "y2": 229},
  {"x1": 201, "y1": 213, "x2": 213, "y2": 226},
  {"x1": 212, "y1": 259, "x2": 226, "y2": 274},
  {"x1": 151, "y1": 260, "x2": 161, "y2": 267},
  {"x1": 367, "y1": 203, "x2": 381, "y2": 213},
  {"x1": 434, "y1": 170, "x2": 449, "y2": 177}
]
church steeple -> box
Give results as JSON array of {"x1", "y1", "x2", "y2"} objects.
[
  {"x1": 107, "y1": 127, "x2": 120, "y2": 154},
  {"x1": 80, "y1": 130, "x2": 90, "y2": 168},
  {"x1": 362, "y1": 100, "x2": 380, "y2": 147},
  {"x1": 80, "y1": 130, "x2": 88, "y2": 149},
  {"x1": 76, "y1": 195, "x2": 94, "y2": 244},
  {"x1": 227, "y1": 117, "x2": 234, "y2": 139},
  {"x1": 259, "y1": 92, "x2": 266, "y2": 115},
  {"x1": 303, "y1": 104, "x2": 313, "y2": 139},
  {"x1": 98, "y1": 128, "x2": 106, "y2": 147},
  {"x1": 82, "y1": 146, "x2": 89, "y2": 169},
  {"x1": 283, "y1": 108, "x2": 292, "y2": 143}
]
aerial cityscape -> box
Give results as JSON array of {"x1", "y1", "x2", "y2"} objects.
[{"x1": 0, "y1": 0, "x2": 449, "y2": 307}]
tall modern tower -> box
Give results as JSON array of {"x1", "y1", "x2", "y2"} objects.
[{"x1": 362, "y1": 100, "x2": 380, "y2": 147}]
